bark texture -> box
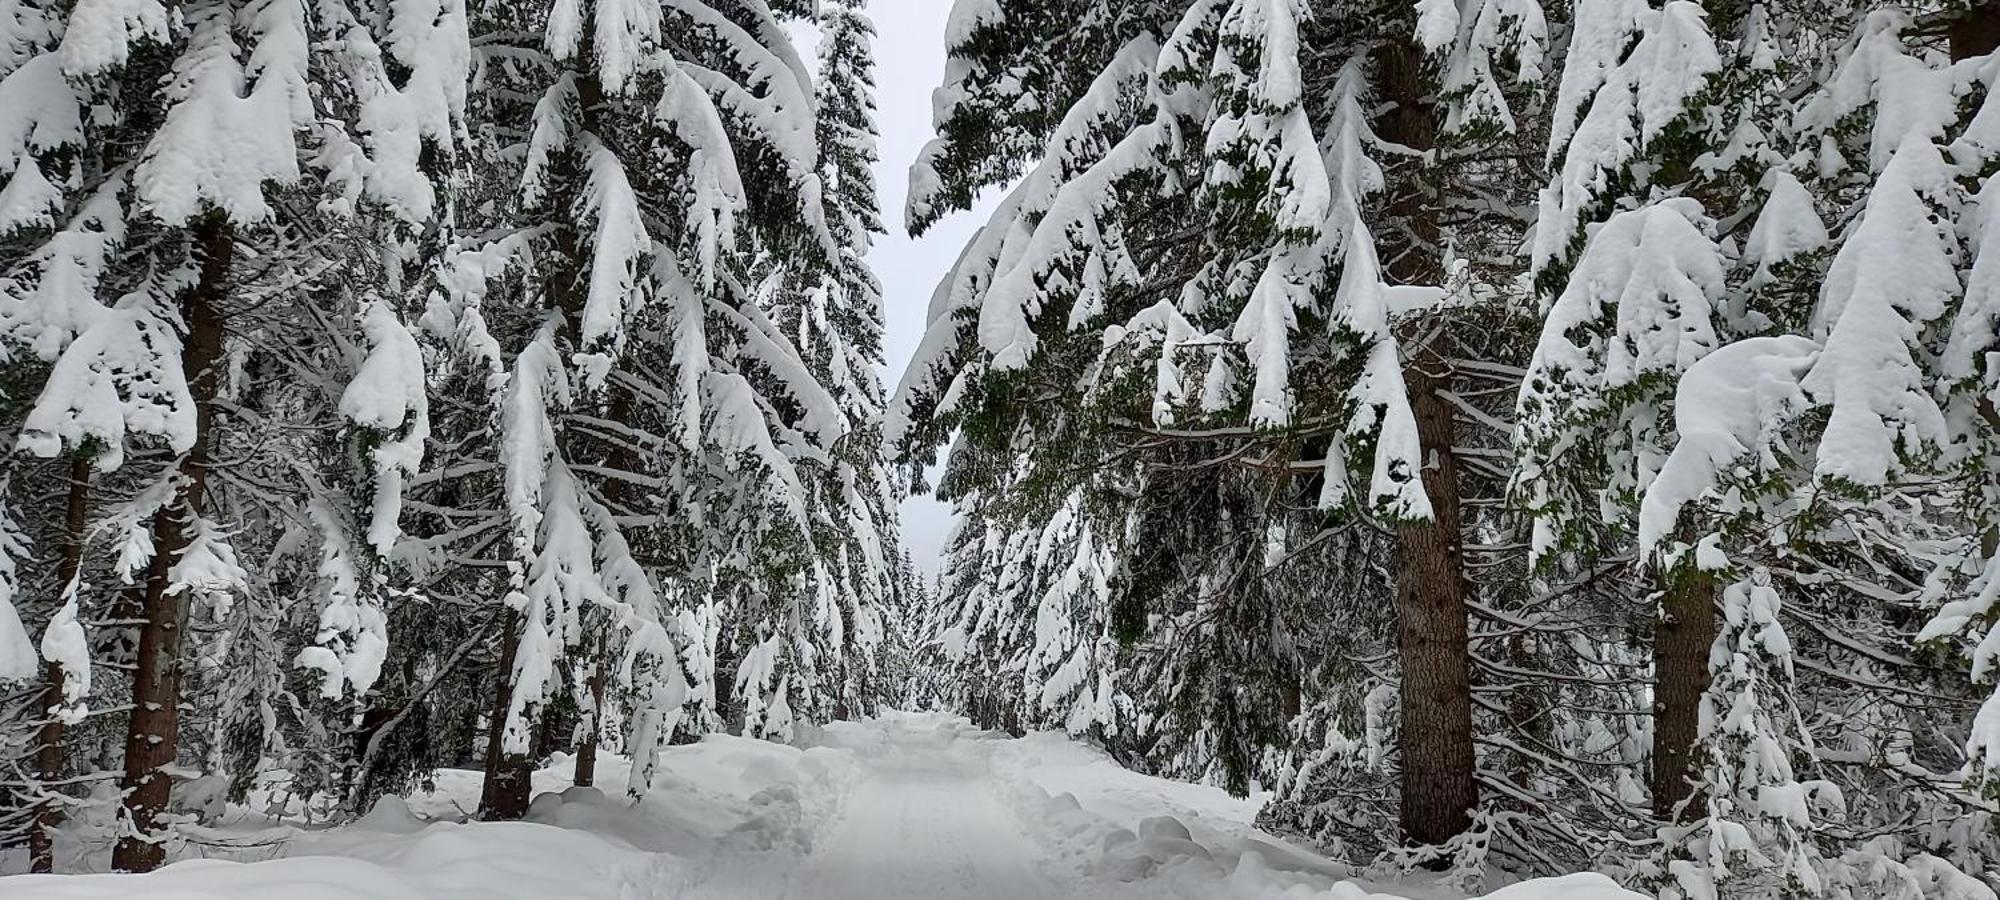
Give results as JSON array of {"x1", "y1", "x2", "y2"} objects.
[
  {"x1": 479, "y1": 613, "x2": 535, "y2": 820},
  {"x1": 30, "y1": 456, "x2": 90, "y2": 872},
  {"x1": 1650, "y1": 565, "x2": 1715, "y2": 819},
  {"x1": 1951, "y1": 0, "x2": 2000, "y2": 61},
  {"x1": 1377, "y1": 39, "x2": 1477, "y2": 850},
  {"x1": 112, "y1": 217, "x2": 232, "y2": 872},
  {"x1": 573, "y1": 655, "x2": 607, "y2": 788}
]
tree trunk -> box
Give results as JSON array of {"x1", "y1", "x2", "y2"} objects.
[
  {"x1": 1951, "y1": 0, "x2": 2000, "y2": 61},
  {"x1": 30, "y1": 456, "x2": 91, "y2": 873},
  {"x1": 479, "y1": 613, "x2": 535, "y2": 820},
  {"x1": 1376, "y1": 39, "x2": 1478, "y2": 850},
  {"x1": 716, "y1": 636, "x2": 743, "y2": 735},
  {"x1": 571, "y1": 384, "x2": 633, "y2": 787},
  {"x1": 1392, "y1": 349, "x2": 1479, "y2": 848},
  {"x1": 112, "y1": 217, "x2": 232, "y2": 872},
  {"x1": 30, "y1": 660, "x2": 66, "y2": 872},
  {"x1": 482, "y1": 17, "x2": 611, "y2": 805},
  {"x1": 1651, "y1": 564, "x2": 1714, "y2": 819},
  {"x1": 573, "y1": 655, "x2": 606, "y2": 788},
  {"x1": 1954, "y1": 4, "x2": 1997, "y2": 563}
]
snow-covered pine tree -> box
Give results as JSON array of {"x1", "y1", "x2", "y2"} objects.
[
  {"x1": 925, "y1": 458, "x2": 1047, "y2": 735},
  {"x1": 4, "y1": 0, "x2": 877, "y2": 873},
  {"x1": 1622, "y1": 6, "x2": 2000, "y2": 889},
  {"x1": 746, "y1": 0, "x2": 905, "y2": 725},
  {"x1": 1120, "y1": 470, "x2": 1304, "y2": 796},
  {"x1": 291, "y1": 0, "x2": 472, "y2": 814},
  {"x1": 426, "y1": 0, "x2": 853, "y2": 815},
  {"x1": 812, "y1": 0, "x2": 903, "y2": 721},
  {"x1": 0, "y1": 0, "x2": 337, "y2": 870},
  {"x1": 3, "y1": 0, "x2": 493, "y2": 867},
  {"x1": 894, "y1": 0, "x2": 1550, "y2": 855},
  {"x1": 1515, "y1": 0, "x2": 1740, "y2": 825},
  {"x1": 918, "y1": 459, "x2": 1126, "y2": 741},
  {"x1": 1018, "y1": 489, "x2": 1120, "y2": 736},
  {"x1": 0, "y1": 379, "x2": 93, "y2": 870},
  {"x1": 0, "y1": 0, "x2": 147, "y2": 868},
  {"x1": 1921, "y1": 0, "x2": 2000, "y2": 800},
  {"x1": 899, "y1": 0, "x2": 2000, "y2": 883},
  {"x1": 1626, "y1": 330, "x2": 1992, "y2": 895},
  {"x1": 0, "y1": 20, "x2": 102, "y2": 836},
  {"x1": 302, "y1": 0, "x2": 462, "y2": 704},
  {"x1": 874, "y1": 548, "x2": 931, "y2": 710},
  {"x1": 1664, "y1": 570, "x2": 1834, "y2": 899}
]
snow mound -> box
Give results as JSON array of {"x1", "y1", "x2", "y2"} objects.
[
  {"x1": 1481, "y1": 873, "x2": 1645, "y2": 899},
  {"x1": 5, "y1": 857, "x2": 429, "y2": 899},
  {"x1": 522, "y1": 785, "x2": 672, "y2": 852},
  {"x1": 980, "y1": 721, "x2": 1644, "y2": 900},
  {"x1": 352, "y1": 795, "x2": 429, "y2": 835},
  {"x1": 8, "y1": 820, "x2": 649, "y2": 899}
]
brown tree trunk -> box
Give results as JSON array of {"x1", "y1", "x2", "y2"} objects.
[
  {"x1": 30, "y1": 456, "x2": 91, "y2": 872},
  {"x1": 1393, "y1": 348, "x2": 1479, "y2": 848},
  {"x1": 112, "y1": 217, "x2": 232, "y2": 872},
  {"x1": 1377, "y1": 39, "x2": 1478, "y2": 850},
  {"x1": 479, "y1": 613, "x2": 535, "y2": 820},
  {"x1": 30, "y1": 661, "x2": 67, "y2": 873},
  {"x1": 717, "y1": 648, "x2": 743, "y2": 736},
  {"x1": 1651, "y1": 564, "x2": 1714, "y2": 819}
]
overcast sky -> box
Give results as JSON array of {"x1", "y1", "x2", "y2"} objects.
[
  {"x1": 855, "y1": 0, "x2": 998, "y2": 579},
  {"x1": 786, "y1": 1, "x2": 991, "y2": 579}
]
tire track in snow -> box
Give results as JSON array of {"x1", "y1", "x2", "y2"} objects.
[
  {"x1": 776, "y1": 718, "x2": 1063, "y2": 900},
  {"x1": 667, "y1": 717, "x2": 1064, "y2": 899}
]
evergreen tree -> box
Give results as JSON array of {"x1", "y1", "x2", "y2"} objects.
[
  {"x1": 901, "y1": 0, "x2": 2000, "y2": 887},
  {"x1": 0, "y1": 0, "x2": 325, "y2": 870},
  {"x1": 753, "y1": 0, "x2": 905, "y2": 725},
  {"x1": 0, "y1": 0, "x2": 899, "y2": 870},
  {"x1": 892, "y1": 0, "x2": 1547, "y2": 853}
]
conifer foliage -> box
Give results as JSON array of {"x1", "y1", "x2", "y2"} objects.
[
  {"x1": 1, "y1": 0, "x2": 1999, "y2": 895},
  {"x1": 0, "y1": 0, "x2": 904, "y2": 871},
  {"x1": 896, "y1": 0, "x2": 2000, "y2": 892}
]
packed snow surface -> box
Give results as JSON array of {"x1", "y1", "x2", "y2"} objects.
[{"x1": 3, "y1": 713, "x2": 1642, "y2": 899}]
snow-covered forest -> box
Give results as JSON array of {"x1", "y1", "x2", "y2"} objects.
[{"x1": 0, "y1": 0, "x2": 1997, "y2": 897}]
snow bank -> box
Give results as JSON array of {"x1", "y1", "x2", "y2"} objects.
[
  {"x1": 5, "y1": 822, "x2": 649, "y2": 899},
  {"x1": 6, "y1": 857, "x2": 430, "y2": 899},
  {"x1": 4, "y1": 729, "x2": 862, "y2": 898},
  {"x1": 981, "y1": 722, "x2": 1644, "y2": 900}
]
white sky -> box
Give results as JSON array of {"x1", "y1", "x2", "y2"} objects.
[
  {"x1": 787, "y1": 1, "x2": 997, "y2": 579},
  {"x1": 853, "y1": 0, "x2": 1000, "y2": 579}
]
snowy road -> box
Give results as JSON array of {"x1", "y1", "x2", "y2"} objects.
[
  {"x1": 775, "y1": 718, "x2": 1062, "y2": 899},
  {"x1": 7, "y1": 714, "x2": 1647, "y2": 899}
]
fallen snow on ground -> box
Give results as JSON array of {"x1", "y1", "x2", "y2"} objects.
[{"x1": 3, "y1": 713, "x2": 1642, "y2": 899}]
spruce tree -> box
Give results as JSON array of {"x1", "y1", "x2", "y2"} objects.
[
  {"x1": 0, "y1": 0, "x2": 325, "y2": 870},
  {"x1": 893, "y1": 0, "x2": 1548, "y2": 853}
]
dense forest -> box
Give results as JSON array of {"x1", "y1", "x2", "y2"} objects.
[
  {"x1": 0, "y1": 0, "x2": 912, "y2": 875},
  {"x1": 892, "y1": 0, "x2": 2000, "y2": 894},
  {"x1": 0, "y1": 0, "x2": 1997, "y2": 897}
]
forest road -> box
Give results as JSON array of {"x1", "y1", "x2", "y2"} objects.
[{"x1": 772, "y1": 717, "x2": 1066, "y2": 900}]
